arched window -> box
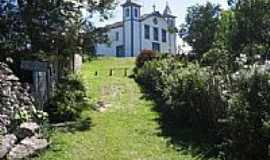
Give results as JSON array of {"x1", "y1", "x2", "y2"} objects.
[
  {"x1": 125, "y1": 8, "x2": 130, "y2": 18},
  {"x1": 115, "y1": 32, "x2": 119, "y2": 41},
  {"x1": 134, "y1": 8, "x2": 138, "y2": 18}
]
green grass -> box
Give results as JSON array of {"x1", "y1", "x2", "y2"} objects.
[{"x1": 37, "y1": 57, "x2": 214, "y2": 160}]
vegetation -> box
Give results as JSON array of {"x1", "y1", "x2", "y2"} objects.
[
  {"x1": 1, "y1": 0, "x2": 269, "y2": 159},
  {"x1": 37, "y1": 58, "x2": 215, "y2": 160},
  {"x1": 135, "y1": 55, "x2": 270, "y2": 160},
  {"x1": 179, "y1": 2, "x2": 221, "y2": 58},
  {"x1": 229, "y1": 0, "x2": 270, "y2": 62},
  {"x1": 0, "y1": 0, "x2": 116, "y2": 59},
  {"x1": 45, "y1": 74, "x2": 89, "y2": 123},
  {"x1": 135, "y1": 0, "x2": 270, "y2": 159}
]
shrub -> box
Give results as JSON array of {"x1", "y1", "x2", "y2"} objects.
[
  {"x1": 135, "y1": 49, "x2": 158, "y2": 68},
  {"x1": 201, "y1": 47, "x2": 231, "y2": 73},
  {"x1": 45, "y1": 74, "x2": 89, "y2": 123},
  {"x1": 220, "y1": 65, "x2": 270, "y2": 160},
  {"x1": 135, "y1": 56, "x2": 270, "y2": 159},
  {"x1": 136, "y1": 56, "x2": 226, "y2": 131}
]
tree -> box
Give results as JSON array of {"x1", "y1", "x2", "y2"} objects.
[
  {"x1": 0, "y1": 0, "x2": 116, "y2": 59},
  {"x1": 179, "y1": 2, "x2": 221, "y2": 59},
  {"x1": 201, "y1": 11, "x2": 236, "y2": 71},
  {"x1": 228, "y1": 0, "x2": 270, "y2": 62}
]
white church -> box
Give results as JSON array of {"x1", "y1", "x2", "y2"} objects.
[{"x1": 96, "y1": 0, "x2": 177, "y2": 57}]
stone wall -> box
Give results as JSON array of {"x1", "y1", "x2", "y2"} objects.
[
  {"x1": 0, "y1": 62, "x2": 35, "y2": 134},
  {"x1": 0, "y1": 62, "x2": 48, "y2": 159}
]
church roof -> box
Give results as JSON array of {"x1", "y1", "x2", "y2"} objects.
[
  {"x1": 140, "y1": 12, "x2": 163, "y2": 21},
  {"x1": 106, "y1": 21, "x2": 123, "y2": 29},
  {"x1": 105, "y1": 2, "x2": 176, "y2": 29},
  {"x1": 121, "y1": 0, "x2": 141, "y2": 8},
  {"x1": 105, "y1": 11, "x2": 176, "y2": 29}
]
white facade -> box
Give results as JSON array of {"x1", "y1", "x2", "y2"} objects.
[{"x1": 96, "y1": 0, "x2": 177, "y2": 57}]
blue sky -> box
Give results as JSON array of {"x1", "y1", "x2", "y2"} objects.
[{"x1": 94, "y1": 0, "x2": 229, "y2": 27}]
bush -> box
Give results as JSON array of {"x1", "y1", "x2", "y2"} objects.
[
  {"x1": 135, "y1": 56, "x2": 270, "y2": 159},
  {"x1": 136, "y1": 56, "x2": 225, "y2": 131},
  {"x1": 220, "y1": 65, "x2": 270, "y2": 160},
  {"x1": 135, "y1": 50, "x2": 158, "y2": 68},
  {"x1": 45, "y1": 74, "x2": 89, "y2": 123}
]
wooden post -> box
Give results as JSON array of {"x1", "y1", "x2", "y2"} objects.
[
  {"x1": 109, "y1": 69, "x2": 113, "y2": 76},
  {"x1": 124, "y1": 68, "x2": 128, "y2": 77}
]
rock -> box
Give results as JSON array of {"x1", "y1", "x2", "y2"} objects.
[
  {"x1": 0, "y1": 134, "x2": 17, "y2": 159},
  {"x1": 6, "y1": 75, "x2": 19, "y2": 81},
  {"x1": 0, "y1": 87, "x2": 11, "y2": 97},
  {"x1": 0, "y1": 115, "x2": 10, "y2": 134},
  {"x1": 5, "y1": 57, "x2": 14, "y2": 64},
  {"x1": 0, "y1": 62, "x2": 44, "y2": 133},
  {"x1": 7, "y1": 144, "x2": 34, "y2": 160},
  {"x1": 96, "y1": 101, "x2": 111, "y2": 112},
  {"x1": 16, "y1": 123, "x2": 40, "y2": 139},
  {"x1": 21, "y1": 136, "x2": 49, "y2": 152},
  {"x1": 0, "y1": 62, "x2": 49, "y2": 159},
  {"x1": 7, "y1": 137, "x2": 48, "y2": 160}
]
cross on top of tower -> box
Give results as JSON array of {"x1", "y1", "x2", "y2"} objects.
[{"x1": 152, "y1": 4, "x2": 156, "y2": 12}]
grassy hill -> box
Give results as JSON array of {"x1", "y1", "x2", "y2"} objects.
[{"x1": 37, "y1": 58, "x2": 217, "y2": 160}]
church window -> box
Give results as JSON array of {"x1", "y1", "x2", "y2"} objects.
[
  {"x1": 153, "y1": 18, "x2": 158, "y2": 25},
  {"x1": 144, "y1": 25, "x2": 150, "y2": 39},
  {"x1": 134, "y1": 8, "x2": 138, "y2": 18},
  {"x1": 125, "y1": 8, "x2": 130, "y2": 18},
  {"x1": 116, "y1": 32, "x2": 119, "y2": 41},
  {"x1": 162, "y1": 29, "x2": 167, "y2": 42},
  {"x1": 153, "y1": 27, "x2": 159, "y2": 41}
]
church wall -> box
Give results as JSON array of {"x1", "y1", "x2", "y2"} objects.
[
  {"x1": 96, "y1": 1, "x2": 177, "y2": 57},
  {"x1": 124, "y1": 22, "x2": 132, "y2": 57},
  {"x1": 96, "y1": 27, "x2": 123, "y2": 56},
  {"x1": 133, "y1": 21, "x2": 141, "y2": 57},
  {"x1": 141, "y1": 16, "x2": 176, "y2": 54}
]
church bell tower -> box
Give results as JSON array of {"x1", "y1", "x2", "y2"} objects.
[{"x1": 122, "y1": 0, "x2": 141, "y2": 57}]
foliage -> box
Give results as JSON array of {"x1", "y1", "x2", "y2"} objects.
[
  {"x1": 179, "y1": 2, "x2": 221, "y2": 58},
  {"x1": 38, "y1": 58, "x2": 210, "y2": 160},
  {"x1": 200, "y1": 11, "x2": 237, "y2": 72},
  {"x1": 220, "y1": 65, "x2": 270, "y2": 160},
  {"x1": 45, "y1": 74, "x2": 89, "y2": 123},
  {"x1": 213, "y1": 11, "x2": 236, "y2": 52},
  {"x1": 135, "y1": 49, "x2": 159, "y2": 68},
  {"x1": 136, "y1": 0, "x2": 270, "y2": 159},
  {"x1": 136, "y1": 57, "x2": 225, "y2": 132},
  {"x1": 135, "y1": 55, "x2": 270, "y2": 159},
  {"x1": 0, "y1": 0, "x2": 116, "y2": 58},
  {"x1": 201, "y1": 45, "x2": 231, "y2": 73},
  {"x1": 228, "y1": 0, "x2": 270, "y2": 62}
]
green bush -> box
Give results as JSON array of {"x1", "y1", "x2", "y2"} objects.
[
  {"x1": 220, "y1": 65, "x2": 270, "y2": 160},
  {"x1": 135, "y1": 56, "x2": 270, "y2": 159},
  {"x1": 45, "y1": 74, "x2": 89, "y2": 123},
  {"x1": 136, "y1": 56, "x2": 225, "y2": 131}
]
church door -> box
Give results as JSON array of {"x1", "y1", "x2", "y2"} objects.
[
  {"x1": 152, "y1": 42, "x2": 160, "y2": 52},
  {"x1": 116, "y1": 45, "x2": 125, "y2": 57}
]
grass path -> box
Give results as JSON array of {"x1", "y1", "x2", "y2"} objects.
[{"x1": 38, "y1": 58, "x2": 206, "y2": 160}]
